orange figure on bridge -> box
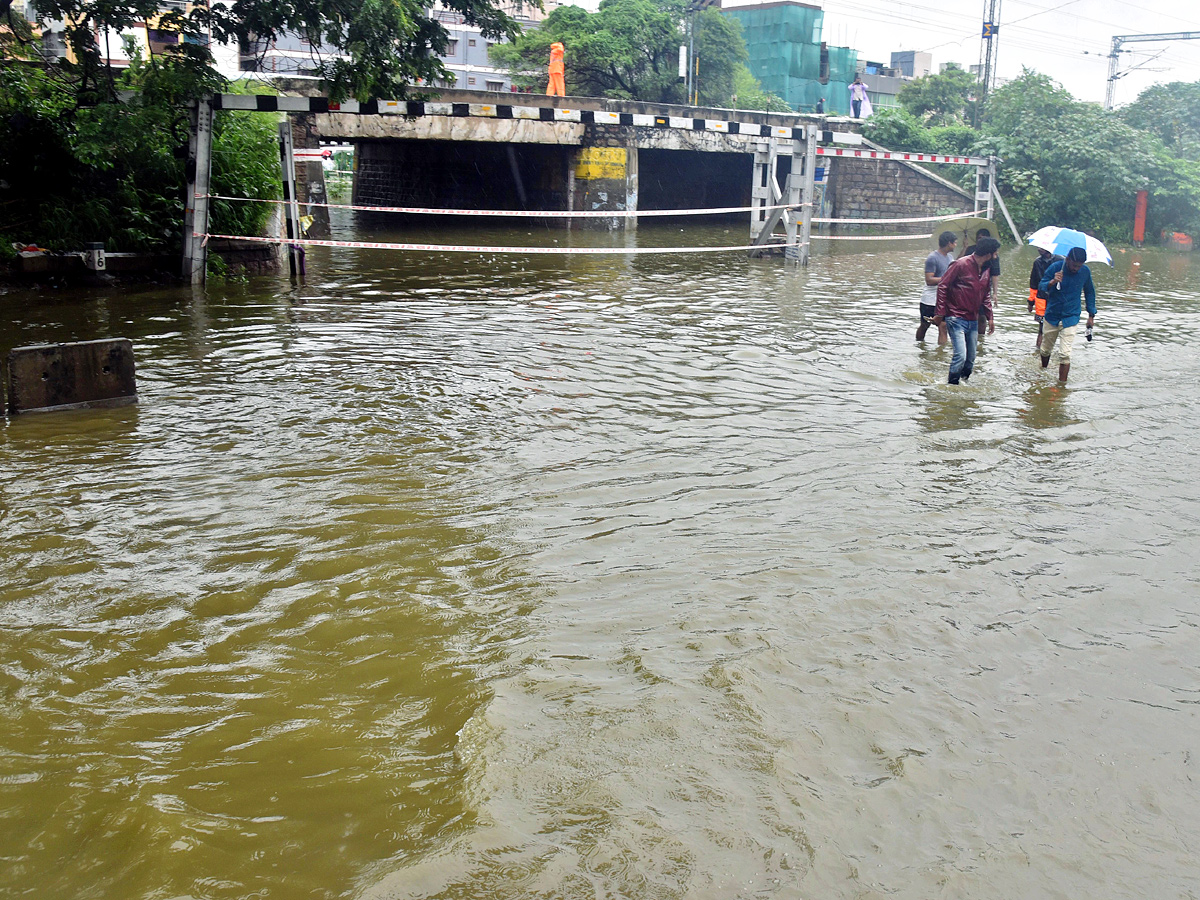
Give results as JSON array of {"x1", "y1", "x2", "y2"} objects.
[{"x1": 547, "y1": 42, "x2": 565, "y2": 96}]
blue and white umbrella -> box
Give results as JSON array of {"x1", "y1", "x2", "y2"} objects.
[{"x1": 1027, "y1": 226, "x2": 1112, "y2": 266}]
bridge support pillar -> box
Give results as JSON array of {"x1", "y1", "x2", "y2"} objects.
[
  {"x1": 571, "y1": 146, "x2": 637, "y2": 230},
  {"x1": 293, "y1": 115, "x2": 331, "y2": 238}
]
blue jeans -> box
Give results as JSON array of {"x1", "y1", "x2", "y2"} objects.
[{"x1": 945, "y1": 316, "x2": 978, "y2": 384}]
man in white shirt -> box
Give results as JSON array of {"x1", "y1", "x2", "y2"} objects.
[{"x1": 917, "y1": 231, "x2": 957, "y2": 345}]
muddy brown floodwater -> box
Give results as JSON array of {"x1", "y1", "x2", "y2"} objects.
[{"x1": 2, "y1": 217, "x2": 1199, "y2": 900}]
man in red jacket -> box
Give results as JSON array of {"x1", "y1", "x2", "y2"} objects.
[{"x1": 932, "y1": 237, "x2": 1001, "y2": 384}]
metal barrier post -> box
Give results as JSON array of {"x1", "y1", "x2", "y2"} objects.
[
  {"x1": 278, "y1": 121, "x2": 302, "y2": 278},
  {"x1": 182, "y1": 96, "x2": 213, "y2": 285}
]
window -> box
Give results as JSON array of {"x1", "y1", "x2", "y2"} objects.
[
  {"x1": 446, "y1": 39, "x2": 458, "y2": 55},
  {"x1": 468, "y1": 38, "x2": 476, "y2": 46},
  {"x1": 467, "y1": 77, "x2": 476, "y2": 85},
  {"x1": 486, "y1": 80, "x2": 504, "y2": 91}
]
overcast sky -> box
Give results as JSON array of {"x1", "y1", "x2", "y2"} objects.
[{"x1": 712, "y1": 0, "x2": 1200, "y2": 106}]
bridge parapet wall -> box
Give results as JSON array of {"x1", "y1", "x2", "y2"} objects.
[{"x1": 825, "y1": 157, "x2": 973, "y2": 233}]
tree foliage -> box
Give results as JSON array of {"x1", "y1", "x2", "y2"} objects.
[
  {"x1": 868, "y1": 69, "x2": 1200, "y2": 244},
  {"x1": 731, "y1": 64, "x2": 791, "y2": 113},
  {"x1": 490, "y1": 0, "x2": 758, "y2": 108},
  {"x1": 22, "y1": 0, "x2": 523, "y2": 103},
  {"x1": 896, "y1": 63, "x2": 977, "y2": 126},
  {"x1": 0, "y1": 59, "x2": 278, "y2": 253},
  {"x1": 1121, "y1": 81, "x2": 1200, "y2": 161},
  {"x1": 978, "y1": 71, "x2": 1200, "y2": 243}
]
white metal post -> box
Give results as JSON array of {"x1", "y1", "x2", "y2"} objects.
[
  {"x1": 750, "y1": 139, "x2": 777, "y2": 242},
  {"x1": 797, "y1": 126, "x2": 817, "y2": 266},
  {"x1": 182, "y1": 96, "x2": 213, "y2": 285}
]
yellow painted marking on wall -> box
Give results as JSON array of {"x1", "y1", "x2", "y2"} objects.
[{"x1": 575, "y1": 147, "x2": 627, "y2": 180}]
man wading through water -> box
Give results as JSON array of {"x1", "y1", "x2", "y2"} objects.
[
  {"x1": 1038, "y1": 246, "x2": 1097, "y2": 383},
  {"x1": 918, "y1": 231, "x2": 957, "y2": 345},
  {"x1": 933, "y1": 237, "x2": 1001, "y2": 384}
]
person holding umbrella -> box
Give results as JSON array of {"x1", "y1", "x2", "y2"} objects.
[
  {"x1": 1028, "y1": 226, "x2": 1109, "y2": 384},
  {"x1": 1038, "y1": 247, "x2": 1097, "y2": 383}
]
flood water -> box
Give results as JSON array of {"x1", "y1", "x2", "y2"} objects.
[{"x1": 2, "y1": 218, "x2": 1199, "y2": 900}]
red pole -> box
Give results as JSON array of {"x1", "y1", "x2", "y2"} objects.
[{"x1": 1133, "y1": 190, "x2": 1148, "y2": 246}]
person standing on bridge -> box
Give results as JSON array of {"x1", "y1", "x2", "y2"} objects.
[
  {"x1": 849, "y1": 76, "x2": 871, "y2": 118},
  {"x1": 933, "y1": 237, "x2": 1001, "y2": 384},
  {"x1": 547, "y1": 42, "x2": 566, "y2": 97}
]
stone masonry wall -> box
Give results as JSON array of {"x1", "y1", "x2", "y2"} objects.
[{"x1": 825, "y1": 156, "x2": 972, "y2": 233}]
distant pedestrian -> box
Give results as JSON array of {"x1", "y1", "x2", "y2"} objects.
[
  {"x1": 849, "y1": 76, "x2": 872, "y2": 118},
  {"x1": 1038, "y1": 246, "x2": 1097, "y2": 383},
  {"x1": 546, "y1": 42, "x2": 565, "y2": 97},
  {"x1": 933, "y1": 237, "x2": 1001, "y2": 384},
  {"x1": 815, "y1": 97, "x2": 825, "y2": 114},
  {"x1": 918, "y1": 231, "x2": 957, "y2": 344},
  {"x1": 1027, "y1": 247, "x2": 1057, "y2": 352}
]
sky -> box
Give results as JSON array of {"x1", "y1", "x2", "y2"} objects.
[{"x1": 716, "y1": 0, "x2": 1200, "y2": 106}]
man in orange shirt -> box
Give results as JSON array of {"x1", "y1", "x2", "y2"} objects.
[{"x1": 547, "y1": 42, "x2": 565, "y2": 96}]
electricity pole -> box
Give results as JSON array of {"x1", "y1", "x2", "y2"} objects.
[
  {"x1": 976, "y1": 0, "x2": 1001, "y2": 123},
  {"x1": 1105, "y1": 32, "x2": 1200, "y2": 110}
]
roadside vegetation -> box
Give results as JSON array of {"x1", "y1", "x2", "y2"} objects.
[
  {"x1": 0, "y1": 58, "x2": 280, "y2": 257},
  {"x1": 864, "y1": 68, "x2": 1200, "y2": 245},
  {"x1": 490, "y1": 0, "x2": 790, "y2": 111},
  {"x1": 0, "y1": 0, "x2": 521, "y2": 261}
]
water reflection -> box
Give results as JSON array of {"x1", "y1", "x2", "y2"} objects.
[{"x1": 1015, "y1": 380, "x2": 1083, "y2": 431}]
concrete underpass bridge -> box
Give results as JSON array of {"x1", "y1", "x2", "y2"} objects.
[{"x1": 184, "y1": 87, "x2": 998, "y2": 283}]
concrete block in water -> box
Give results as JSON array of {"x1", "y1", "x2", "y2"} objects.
[{"x1": 6, "y1": 339, "x2": 137, "y2": 414}]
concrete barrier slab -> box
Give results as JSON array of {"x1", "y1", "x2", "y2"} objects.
[{"x1": 7, "y1": 339, "x2": 137, "y2": 414}]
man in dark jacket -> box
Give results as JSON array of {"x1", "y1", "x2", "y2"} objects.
[{"x1": 933, "y1": 237, "x2": 1001, "y2": 384}]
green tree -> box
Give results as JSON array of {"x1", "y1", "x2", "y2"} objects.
[
  {"x1": 862, "y1": 107, "x2": 933, "y2": 152},
  {"x1": 982, "y1": 67, "x2": 1073, "y2": 136},
  {"x1": 977, "y1": 71, "x2": 1200, "y2": 243},
  {"x1": 0, "y1": 55, "x2": 278, "y2": 253},
  {"x1": 897, "y1": 63, "x2": 977, "y2": 126},
  {"x1": 21, "y1": 0, "x2": 522, "y2": 103},
  {"x1": 490, "y1": 0, "x2": 749, "y2": 105},
  {"x1": 691, "y1": 8, "x2": 745, "y2": 107},
  {"x1": 1121, "y1": 81, "x2": 1200, "y2": 161},
  {"x1": 730, "y1": 65, "x2": 791, "y2": 113}
]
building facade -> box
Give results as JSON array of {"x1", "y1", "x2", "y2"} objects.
[{"x1": 720, "y1": 1, "x2": 857, "y2": 115}]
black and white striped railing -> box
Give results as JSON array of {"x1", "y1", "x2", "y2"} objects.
[{"x1": 211, "y1": 94, "x2": 863, "y2": 146}]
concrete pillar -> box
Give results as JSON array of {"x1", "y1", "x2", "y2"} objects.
[
  {"x1": 278, "y1": 121, "x2": 303, "y2": 277},
  {"x1": 182, "y1": 96, "x2": 213, "y2": 285},
  {"x1": 625, "y1": 141, "x2": 639, "y2": 232},
  {"x1": 293, "y1": 114, "x2": 331, "y2": 238},
  {"x1": 571, "y1": 147, "x2": 634, "y2": 230},
  {"x1": 797, "y1": 127, "x2": 817, "y2": 266}
]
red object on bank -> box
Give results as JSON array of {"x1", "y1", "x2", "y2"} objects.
[{"x1": 1133, "y1": 190, "x2": 1147, "y2": 244}]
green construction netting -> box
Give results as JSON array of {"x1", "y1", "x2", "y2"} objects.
[{"x1": 722, "y1": 4, "x2": 857, "y2": 114}]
